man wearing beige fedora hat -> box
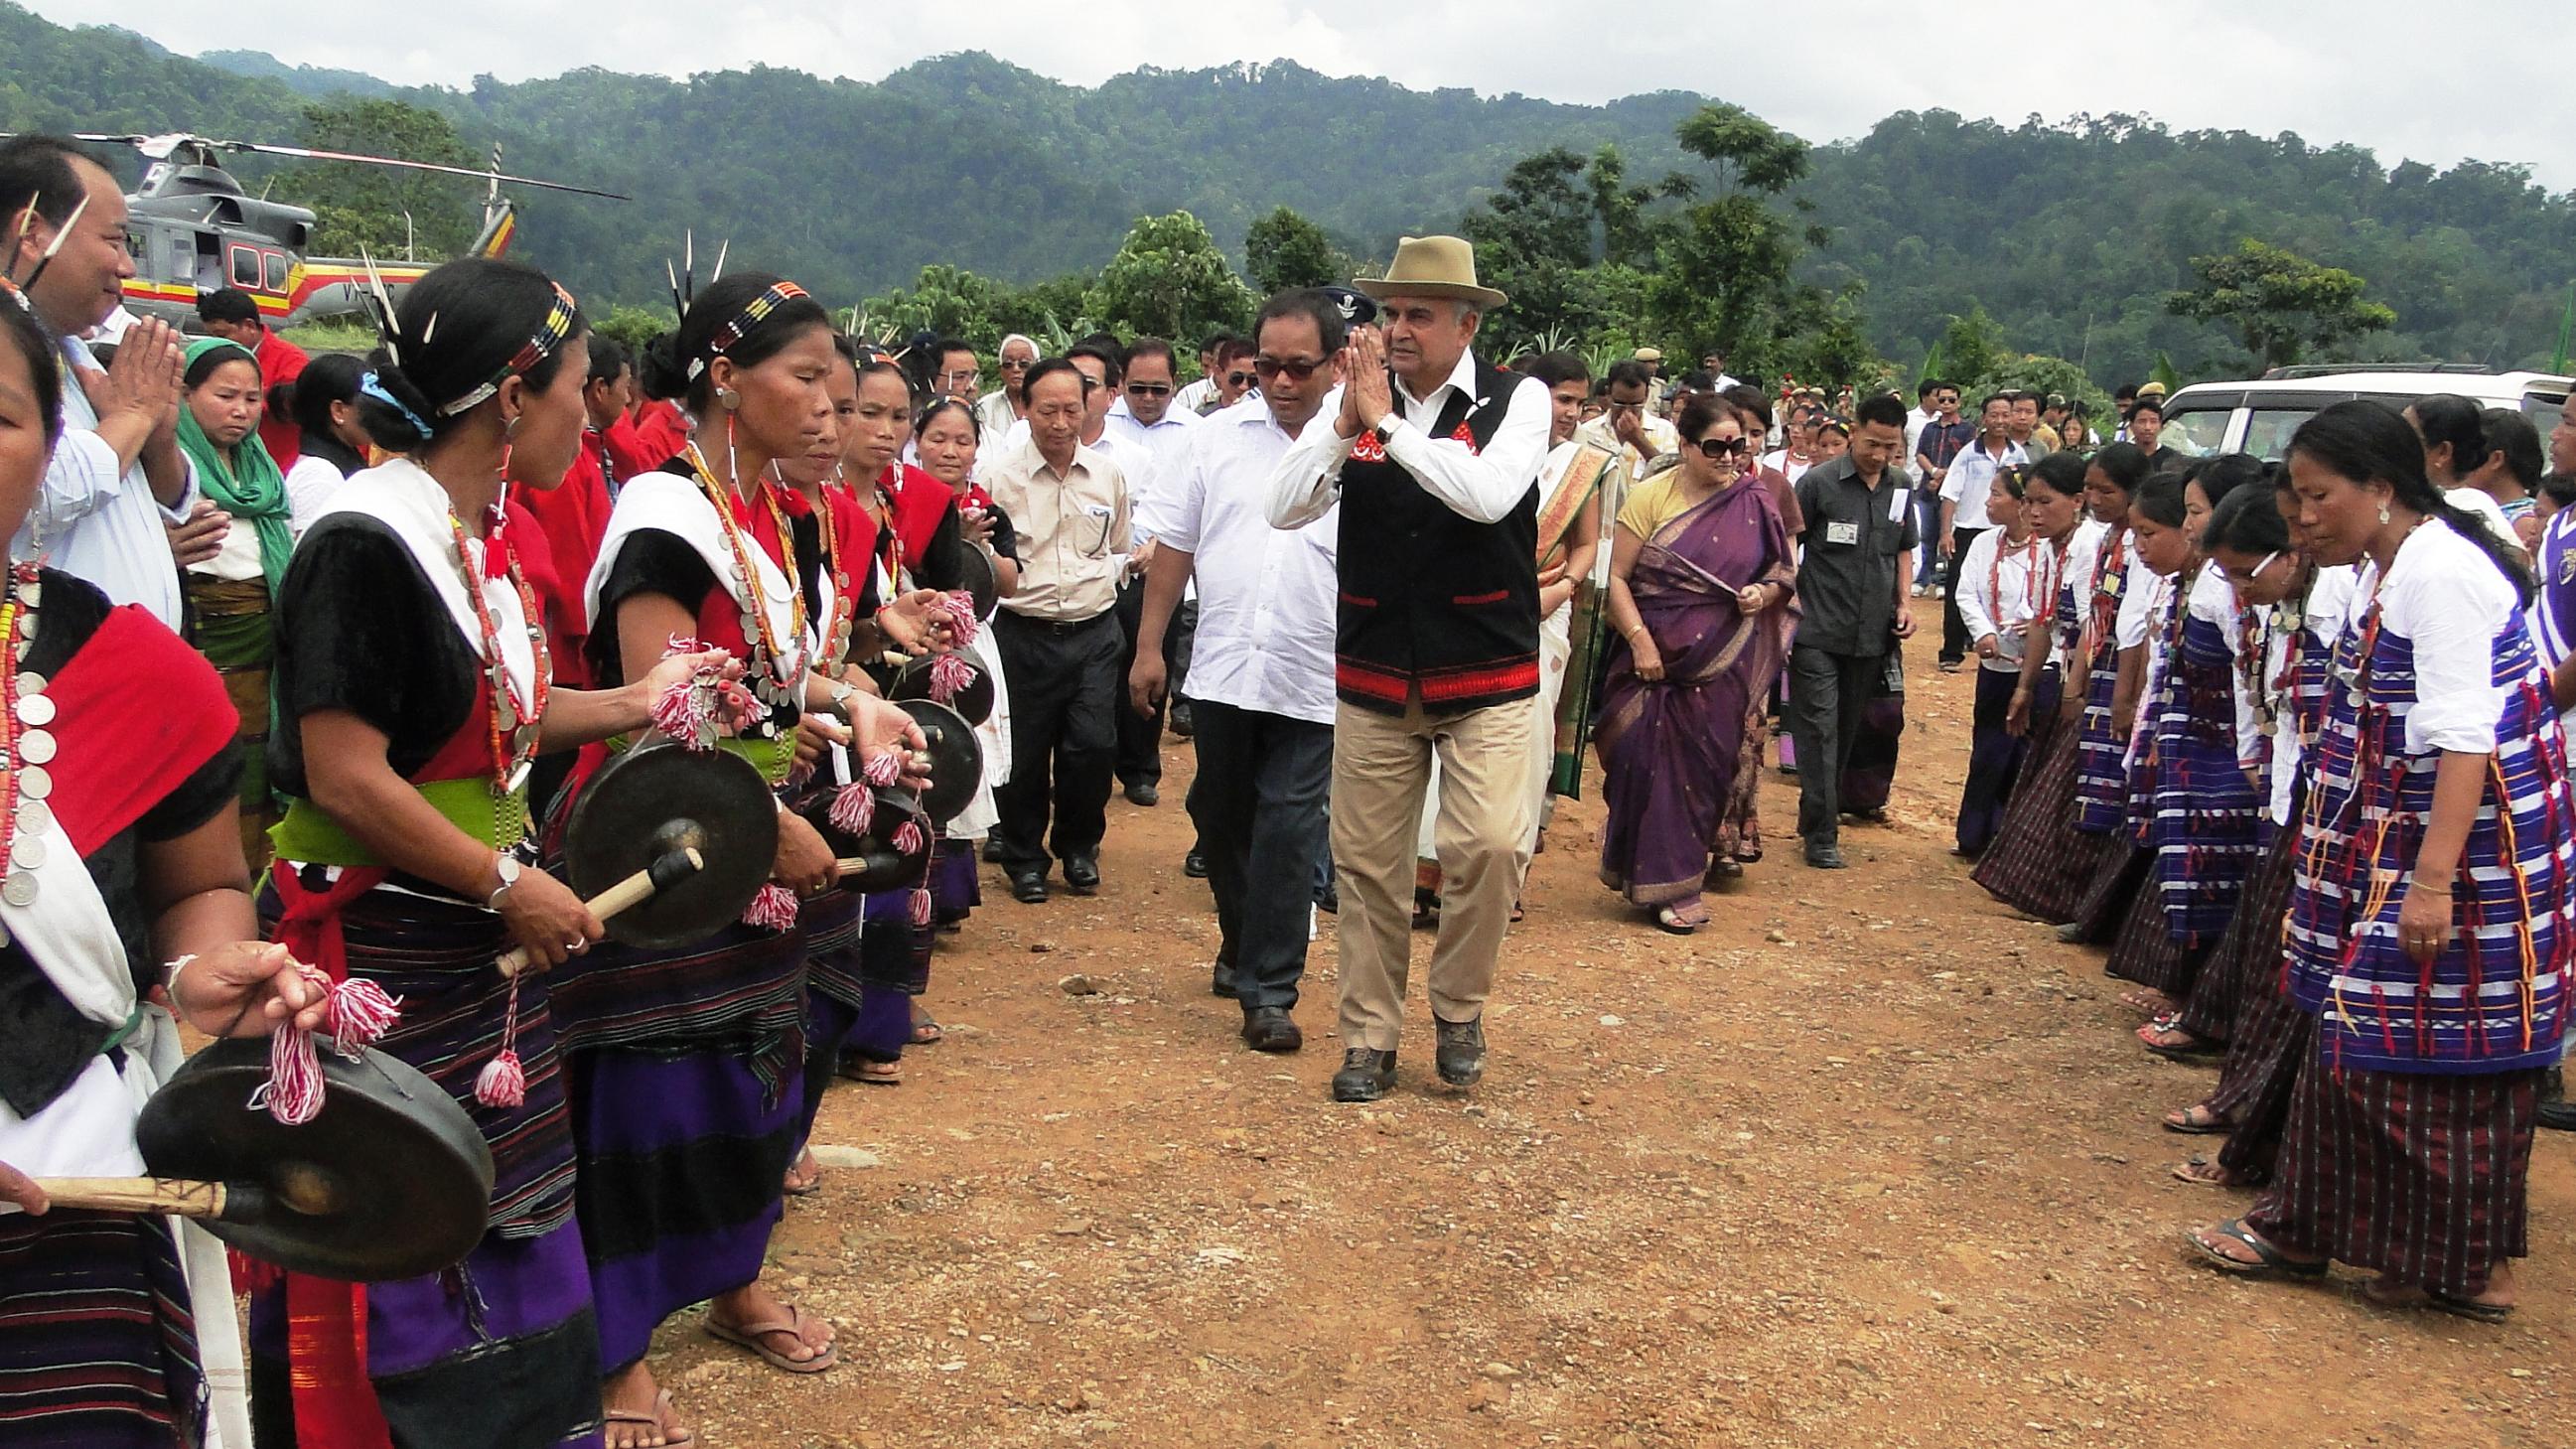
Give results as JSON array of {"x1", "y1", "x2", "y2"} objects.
[{"x1": 1266, "y1": 234, "x2": 1553, "y2": 1102}]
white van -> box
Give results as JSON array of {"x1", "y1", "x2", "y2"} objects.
[{"x1": 2157, "y1": 367, "x2": 2570, "y2": 462}]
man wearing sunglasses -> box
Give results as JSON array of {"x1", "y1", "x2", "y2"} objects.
[
  {"x1": 1266, "y1": 234, "x2": 1552, "y2": 1104},
  {"x1": 1105, "y1": 339, "x2": 1205, "y2": 802},
  {"x1": 977, "y1": 333, "x2": 1041, "y2": 440},
  {"x1": 1207, "y1": 339, "x2": 1261, "y2": 414},
  {"x1": 1131, "y1": 289, "x2": 1350, "y2": 1055}
]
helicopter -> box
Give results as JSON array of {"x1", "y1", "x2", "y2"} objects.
[{"x1": 60, "y1": 131, "x2": 626, "y2": 330}]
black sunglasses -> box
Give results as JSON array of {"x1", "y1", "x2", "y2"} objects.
[
  {"x1": 1252, "y1": 357, "x2": 1324, "y2": 381},
  {"x1": 1225, "y1": 370, "x2": 1257, "y2": 387},
  {"x1": 1126, "y1": 381, "x2": 1172, "y2": 396},
  {"x1": 1694, "y1": 437, "x2": 1753, "y2": 459}
]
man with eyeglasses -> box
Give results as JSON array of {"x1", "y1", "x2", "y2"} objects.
[
  {"x1": 1266, "y1": 234, "x2": 1552, "y2": 1103},
  {"x1": 1175, "y1": 331, "x2": 1231, "y2": 415},
  {"x1": 983, "y1": 357, "x2": 1135, "y2": 904},
  {"x1": 1104, "y1": 338, "x2": 1203, "y2": 803},
  {"x1": 1130, "y1": 290, "x2": 1351, "y2": 1054},
  {"x1": 1204, "y1": 339, "x2": 1260, "y2": 415},
  {"x1": 932, "y1": 338, "x2": 981, "y2": 403},
  {"x1": 977, "y1": 334, "x2": 1040, "y2": 439}
]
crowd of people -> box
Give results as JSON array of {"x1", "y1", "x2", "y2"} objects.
[{"x1": 0, "y1": 123, "x2": 2571, "y2": 1449}]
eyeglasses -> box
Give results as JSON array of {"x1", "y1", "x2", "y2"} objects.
[
  {"x1": 1253, "y1": 357, "x2": 1325, "y2": 381},
  {"x1": 939, "y1": 369, "x2": 979, "y2": 386},
  {"x1": 1225, "y1": 371, "x2": 1257, "y2": 388},
  {"x1": 1126, "y1": 381, "x2": 1172, "y2": 397},
  {"x1": 999, "y1": 358, "x2": 1033, "y2": 371},
  {"x1": 1694, "y1": 437, "x2": 1753, "y2": 459}
]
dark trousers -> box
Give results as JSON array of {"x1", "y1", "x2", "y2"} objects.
[
  {"x1": 1789, "y1": 643, "x2": 1887, "y2": 847},
  {"x1": 1187, "y1": 699, "x2": 1333, "y2": 1011},
  {"x1": 989, "y1": 609, "x2": 1121, "y2": 872},
  {"x1": 1938, "y1": 526, "x2": 1981, "y2": 663},
  {"x1": 1113, "y1": 580, "x2": 1184, "y2": 787},
  {"x1": 1913, "y1": 488, "x2": 1944, "y2": 586}
]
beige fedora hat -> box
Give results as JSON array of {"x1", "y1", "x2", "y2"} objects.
[{"x1": 1354, "y1": 234, "x2": 1506, "y2": 310}]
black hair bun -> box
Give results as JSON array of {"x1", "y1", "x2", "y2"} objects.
[{"x1": 636, "y1": 331, "x2": 691, "y2": 402}]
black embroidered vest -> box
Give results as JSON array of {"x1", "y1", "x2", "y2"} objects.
[{"x1": 1333, "y1": 358, "x2": 1540, "y2": 714}]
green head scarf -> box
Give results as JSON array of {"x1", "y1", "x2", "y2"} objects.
[{"x1": 176, "y1": 337, "x2": 293, "y2": 598}]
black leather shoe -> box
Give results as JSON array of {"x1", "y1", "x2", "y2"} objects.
[
  {"x1": 1063, "y1": 855, "x2": 1101, "y2": 895},
  {"x1": 1434, "y1": 1016, "x2": 1486, "y2": 1087},
  {"x1": 1211, "y1": 958, "x2": 1238, "y2": 997},
  {"x1": 1183, "y1": 850, "x2": 1209, "y2": 879},
  {"x1": 1804, "y1": 843, "x2": 1847, "y2": 870},
  {"x1": 1331, "y1": 1048, "x2": 1397, "y2": 1101},
  {"x1": 1169, "y1": 701, "x2": 1195, "y2": 739},
  {"x1": 1242, "y1": 1007, "x2": 1302, "y2": 1053},
  {"x1": 1313, "y1": 880, "x2": 1338, "y2": 914},
  {"x1": 1124, "y1": 782, "x2": 1160, "y2": 806},
  {"x1": 2540, "y1": 1068, "x2": 2576, "y2": 1132},
  {"x1": 1008, "y1": 869, "x2": 1049, "y2": 904}
]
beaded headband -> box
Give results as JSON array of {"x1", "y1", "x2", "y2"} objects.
[
  {"x1": 687, "y1": 280, "x2": 809, "y2": 381},
  {"x1": 439, "y1": 281, "x2": 580, "y2": 417}
]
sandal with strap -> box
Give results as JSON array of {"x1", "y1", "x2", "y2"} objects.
[
  {"x1": 1655, "y1": 902, "x2": 1710, "y2": 936},
  {"x1": 2360, "y1": 1278, "x2": 2516, "y2": 1323},
  {"x1": 2184, "y1": 1218, "x2": 2328, "y2": 1278},
  {"x1": 706, "y1": 1303, "x2": 838, "y2": 1375},
  {"x1": 783, "y1": 1147, "x2": 822, "y2": 1198},
  {"x1": 2118, "y1": 988, "x2": 2178, "y2": 1016},
  {"x1": 2162, "y1": 1102, "x2": 2232, "y2": 1135},
  {"x1": 604, "y1": 1387, "x2": 694, "y2": 1448},
  {"x1": 837, "y1": 1056, "x2": 901, "y2": 1087},
  {"x1": 2171, "y1": 1156, "x2": 2258, "y2": 1188},
  {"x1": 911, "y1": 1011, "x2": 943, "y2": 1047},
  {"x1": 2138, "y1": 1017, "x2": 2222, "y2": 1062}
]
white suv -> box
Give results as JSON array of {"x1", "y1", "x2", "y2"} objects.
[{"x1": 2158, "y1": 367, "x2": 2570, "y2": 462}]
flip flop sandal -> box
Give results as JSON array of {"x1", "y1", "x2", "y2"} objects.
[
  {"x1": 911, "y1": 1012, "x2": 944, "y2": 1046},
  {"x1": 706, "y1": 1304, "x2": 839, "y2": 1375},
  {"x1": 783, "y1": 1151, "x2": 822, "y2": 1198},
  {"x1": 1654, "y1": 904, "x2": 1709, "y2": 937},
  {"x1": 2118, "y1": 989, "x2": 2177, "y2": 1015},
  {"x1": 2139, "y1": 1023, "x2": 2223, "y2": 1062},
  {"x1": 604, "y1": 1388, "x2": 694, "y2": 1447},
  {"x1": 837, "y1": 1057, "x2": 902, "y2": 1087},
  {"x1": 2183, "y1": 1218, "x2": 2328, "y2": 1278},
  {"x1": 2162, "y1": 1103, "x2": 2232, "y2": 1135},
  {"x1": 2361, "y1": 1279, "x2": 2515, "y2": 1323},
  {"x1": 2171, "y1": 1157, "x2": 2255, "y2": 1188}
]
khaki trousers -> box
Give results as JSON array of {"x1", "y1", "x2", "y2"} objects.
[{"x1": 1333, "y1": 695, "x2": 1538, "y2": 1052}]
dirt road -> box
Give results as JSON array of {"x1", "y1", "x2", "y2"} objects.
[{"x1": 667, "y1": 635, "x2": 2573, "y2": 1448}]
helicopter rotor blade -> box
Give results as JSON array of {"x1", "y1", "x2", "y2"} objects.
[{"x1": 209, "y1": 140, "x2": 629, "y2": 200}]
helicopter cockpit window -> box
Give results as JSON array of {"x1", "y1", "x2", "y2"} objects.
[
  {"x1": 125, "y1": 229, "x2": 145, "y2": 262},
  {"x1": 228, "y1": 245, "x2": 260, "y2": 290},
  {"x1": 264, "y1": 252, "x2": 289, "y2": 292}
]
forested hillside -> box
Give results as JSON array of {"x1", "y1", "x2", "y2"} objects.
[{"x1": 4, "y1": 1, "x2": 2568, "y2": 380}]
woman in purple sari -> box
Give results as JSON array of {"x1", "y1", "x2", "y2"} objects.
[{"x1": 1597, "y1": 394, "x2": 1796, "y2": 933}]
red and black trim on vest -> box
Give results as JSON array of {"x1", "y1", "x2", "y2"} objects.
[{"x1": 1331, "y1": 355, "x2": 1542, "y2": 716}]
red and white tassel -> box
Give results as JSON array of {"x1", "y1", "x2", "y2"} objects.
[
  {"x1": 828, "y1": 782, "x2": 876, "y2": 835},
  {"x1": 862, "y1": 748, "x2": 904, "y2": 787},
  {"x1": 937, "y1": 590, "x2": 981, "y2": 646},
  {"x1": 744, "y1": 882, "x2": 800, "y2": 931},
  {"x1": 475, "y1": 976, "x2": 527, "y2": 1108},
  {"x1": 929, "y1": 653, "x2": 977, "y2": 705},
  {"x1": 909, "y1": 887, "x2": 932, "y2": 927},
  {"x1": 253, "y1": 969, "x2": 403, "y2": 1125},
  {"x1": 893, "y1": 818, "x2": 925, "y2": 855}
]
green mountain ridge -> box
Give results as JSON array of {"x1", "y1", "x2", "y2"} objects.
[{"x1": 5, "y1": 3, "x2": 2569, "y2": 381}]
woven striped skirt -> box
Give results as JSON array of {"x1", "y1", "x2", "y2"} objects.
[
  {"x1": 2103, "y1": 853, "x2": 2204, "y2": 996},
  {"x1": 1971, "y1": 691, "x2": 2123, "y2": 924},
  {"x1": 0, "y1": 1210, "x2": 204, "y2": 1447},
  {"x1": 251, "y1": 879, "x2": 600, "y2": 1445},
  {"x1": 2244, "y1": 1057, "x2": 2542, "y2": 1296},
  {"x1": 2176, "y1": 823, "x2": 2298, "y2": 1043},
  {"x1": 797, "y1": 889, "x2": 867, "y2": 1145}
]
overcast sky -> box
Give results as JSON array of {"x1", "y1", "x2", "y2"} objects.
[{"x1": 32, "y1": 0, "x2": 2575, "y2": 190}]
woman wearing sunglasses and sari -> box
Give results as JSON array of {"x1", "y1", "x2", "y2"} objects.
[{"x1": 1595, "y1": 394, "x2": 1795, "y2": 934}]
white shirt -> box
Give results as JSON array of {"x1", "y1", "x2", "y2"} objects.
[
  {"x1": 1174, "y1": 377, "x2": 1217, "y2": 415},
  {"x1": 2358, "y1": 519, "x2": 2523, "y2": 755},
  {"x1": 1141, "y1": 394, "x2": 1340, "y2": 726},
  {"x1": 2051, "y1": 520, "x2": 2107, "y2": 667},
  {"x1": 2113, "y1": 547, "x2": 2160, "y2": 650},
  {"x1": 2443, "y1": 486, "x2": 2520, "y2": 552},
  {"x1": 1266, "y1": 351, "x2": 1551, "y2": 532},
  {"x1": 2265, "y1": 565, "x2": 2360, "y2": 826},
  {"x1": 18, "y1": 335, "x2": 198, "y2": 628},
  {"x1": 1956, "y1": 528, "x2": 2051, "y2": 672},
  {"x1": 284, "y1": 454, "x2": 351, "y2": 537},
  {"x1": 1904, "y1": 405, "x2": 1934, "y2": 470},
  {"x1": 1939, "y1": 436, "x2": 2027, "y2": 534},
  {"x1": 1102, "y1": 398, "x2": 1201, "y2": 516},
  {"x1": 974, "y1": 389, "x2": 1018, "y2": 442}
]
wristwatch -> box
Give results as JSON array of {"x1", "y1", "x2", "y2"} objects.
[
  {"x1": 1373, "y1": 418, "x2": 1399, "y2": 449},
  {"x1": 486, "y1": 853, "x2": 523, "y2": 911}
]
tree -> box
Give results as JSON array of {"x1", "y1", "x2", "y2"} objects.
[
  {"x1": 1461, "y1": 145, "x2": 1674, "y2": 346},
  {"x1": 276, "y1": 98, "x2": 480, "y2": 258},
  {"x1": 1243, "y1": 207, "x2": 1346, "y2": 294},
  {"x1": 1646, "y1": 103, "x2": 1823, "y2": 378},
  {"x1": 1936, "y1": 306, "x2": 2012, "y2": 389},
  {"x1": 1085, "y1": 212, "x2": 1254, "y2": 344},
  {"x1": 2166, "y1": 238, "x2": 2396, "y2": 369}
]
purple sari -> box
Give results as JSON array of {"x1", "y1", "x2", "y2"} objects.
[{"x1": 1596, "y1": 478, "x2": 1795, "y2": 905}]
